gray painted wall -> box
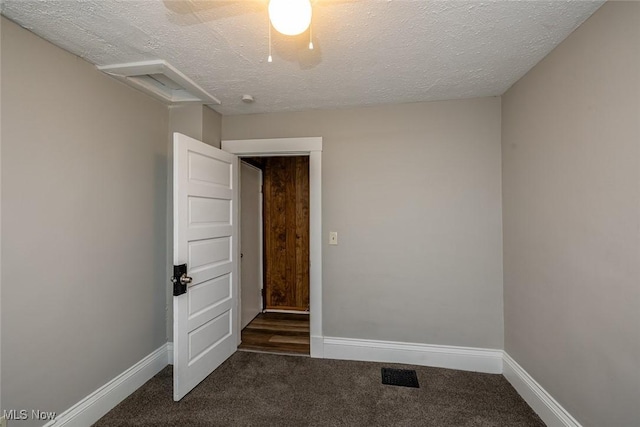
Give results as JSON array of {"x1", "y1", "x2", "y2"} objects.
[
  {"x1": 223, "y1": 98, "x2": 504, "y2": 349},
  {"x1": 168, "y1": 104, "x2": 204, "y2": 141},
  {"x1": 167, "y1": 104, "x2": 221, "y2": 149},
  {"x1": 502, "y1": 2, "x2": 640, "y2": 426},
  {"x1": 202, "y1": 106, "x2": 222, "y2": 149},
  {"x1": 1, "y1": 17, "x2": 169, "y2": 425}
]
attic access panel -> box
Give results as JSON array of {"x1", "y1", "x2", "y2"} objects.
[{"x1": 97, "y1": 60, "x2": 220, "y2": 106}]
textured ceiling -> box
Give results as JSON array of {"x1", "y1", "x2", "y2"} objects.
[{"x1": 1, "y1": 0, "x2": 604, "y2": 115}]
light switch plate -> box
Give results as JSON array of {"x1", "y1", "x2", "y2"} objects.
[{"x1": 329, "y1": 231, "x2": 338, "y2": 245}]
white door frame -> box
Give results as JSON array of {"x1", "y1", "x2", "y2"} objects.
[{"x1": 222, "y1": 137, "x2": 323, "y2": 358}]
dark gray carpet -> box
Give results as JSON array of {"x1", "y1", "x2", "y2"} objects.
[{"x1": 94, "y1": 351, "x2": 545, "y2": 426}]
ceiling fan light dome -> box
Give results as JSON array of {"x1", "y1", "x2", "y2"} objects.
[{"x1": 269, "y1": 0, "x2": 312, "y2": 36}]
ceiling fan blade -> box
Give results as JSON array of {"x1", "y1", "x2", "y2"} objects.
[
  {"x1": 162, "y1": 0, "x2": 353, "y2": 28},
  {"x1": 163, "y1": 0, "x2": 266, "y2": 19}
]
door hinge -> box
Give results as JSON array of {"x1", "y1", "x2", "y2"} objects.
[{"x1": 171, "y1": 264, "x2": 192, "y2": 296}]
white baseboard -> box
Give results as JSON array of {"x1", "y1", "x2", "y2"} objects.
[
  {"x1": 39, "y1": 339, "x2": 580, "y2": 427},
  {"x1": 322, "y1": 336, "x2": 503, "y2": 374},
  {"x1": 44, "y1": 343, "x2": 170, "y2": 427},
  {"x1": 503, "y1": 352, "x2": 582, "y2": 427}
]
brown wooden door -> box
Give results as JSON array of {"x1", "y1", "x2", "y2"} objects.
[{"x1": 263, "y1": 156, "x2": 310, "y2": 311}]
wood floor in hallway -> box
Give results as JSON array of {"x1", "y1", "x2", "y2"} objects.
[{"x1": 239, "y1": 312, "x2": 310, "y2": 355}]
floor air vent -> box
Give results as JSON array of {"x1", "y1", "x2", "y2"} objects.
[{"x1": 381, "y1": 368, "x2": 420, "y2": 388}]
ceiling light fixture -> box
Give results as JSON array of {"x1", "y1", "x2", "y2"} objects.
[
  {"x1": 266, "y1": 0, "x2": 314, "y2": 63},
  {"x1": 268, "y1": 0, "x2": 312, "y2": 36}
]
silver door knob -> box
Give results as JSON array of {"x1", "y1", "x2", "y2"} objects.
[{"x1": 180, "y1": 273, "x2": 193, "y2": 285}]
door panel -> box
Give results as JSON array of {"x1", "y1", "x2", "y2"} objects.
[
  {"x1": 264, "y1": 157, "x2": 309, "y2": 311},
  {"x1": 189, "y1": 197, "x2": 231, "y2": 225},
  {"x1": 173, "y1": 133, "x2": 238, "y2": 401},
  {"x1": 188, "y1": 274, "x2": 232, "y2": 317},
  {"x1": 240, "y1": 161, "x2": 263, "y2": 329}
]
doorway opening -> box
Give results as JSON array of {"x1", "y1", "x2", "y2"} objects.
[
  {"x1": 222, "y1": 137, "x2": 323, "y2": 358},
  {"x1": 238, "y1": 156, "x2": 310, "y2": 355}
]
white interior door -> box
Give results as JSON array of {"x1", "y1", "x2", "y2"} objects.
[
  {"x1": 173, "y1": 132, "x2": 238, "y2": 401},
  {"x1": 240, "y1": 161, "x2": 263, "y2": 329}
]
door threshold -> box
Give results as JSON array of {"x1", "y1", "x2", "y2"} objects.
[{"x1": 264, "y1": 309, "x2": 310, "y2": 314}]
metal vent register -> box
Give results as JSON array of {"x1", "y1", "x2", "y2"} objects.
[{"x1": 381, "y1": 368, "x2": 420, "y2": 388}]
